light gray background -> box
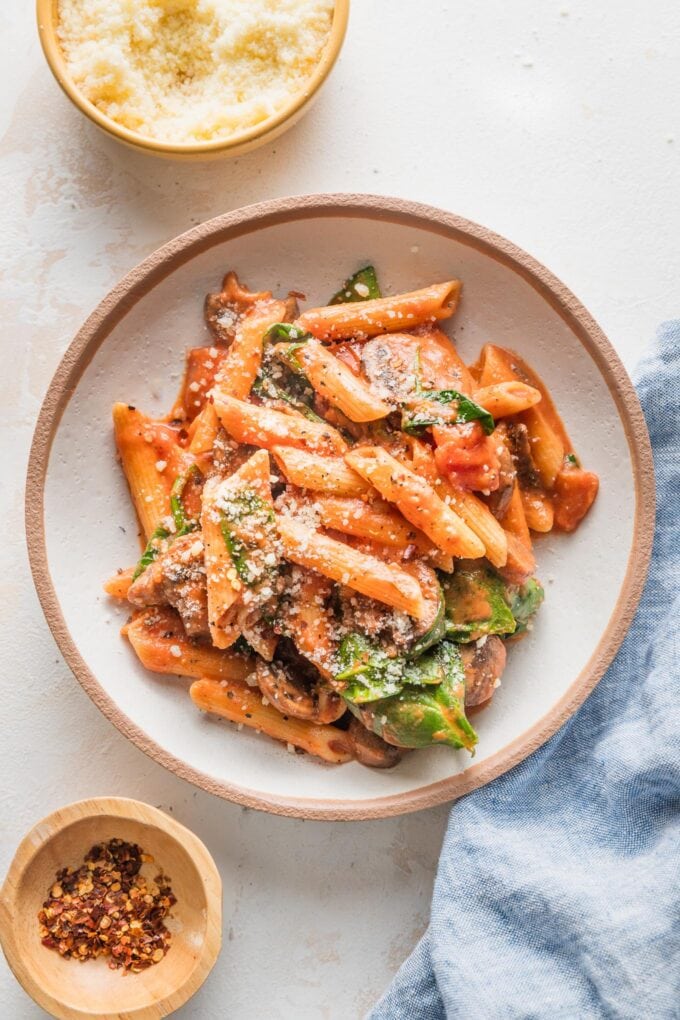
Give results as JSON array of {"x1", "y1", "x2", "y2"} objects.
[{"x1": 2, "y1": 1, "x2": 678, "y2": 1017}]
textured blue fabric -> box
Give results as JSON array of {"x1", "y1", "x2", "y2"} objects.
[{"x1": 370, "y1": 324, "x2": 680, "y2": 1020}]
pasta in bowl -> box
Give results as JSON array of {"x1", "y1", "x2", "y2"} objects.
[{"x1": 106, "y1": 264, "x2": 599, "y2": 769}]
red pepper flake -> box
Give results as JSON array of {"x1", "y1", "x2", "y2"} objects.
[{"x1": 37, "y1": 838, "x2": 176, "y2": 974}]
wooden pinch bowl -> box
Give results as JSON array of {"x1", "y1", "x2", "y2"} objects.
[{"x1": 0, "y1": 798, "x2": 222, "y2": 1019}]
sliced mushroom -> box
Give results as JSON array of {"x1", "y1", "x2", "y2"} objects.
[
  {"x1": 204, "y1": 271, "x2": 272, "y2": 342},
  {"x1": 505, "y1": 421, "x2": 542, "y2": 490},
  {"x1": 255, "y1": 648, "x2": 345, "y2": 724},
  {"x1": 127, "y1": 533, "x2": 209, "y2": 639},
  {"x1": 360, "y1": 333, "x2": 421, "y2": 403},
  {"x1": 486, "y1": 426, "x2": 516, "y2": 520},
  {"x1": 460, "y1": 635, "x2": 507, "y2": 707},
  {"x1": 348, "y1": 717, "x2": 403, "y2": 768}
]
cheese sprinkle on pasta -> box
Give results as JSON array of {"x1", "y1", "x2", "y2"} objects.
[{"x1": 57, "y1": 0, "x2": 335, "y2": 144}]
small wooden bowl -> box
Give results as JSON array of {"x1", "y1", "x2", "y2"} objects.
[
  {"x1": 0, "y1": 798, "x2": 222, "y2": 1019},
  {"x1": 36, "y1": 0, "x2": 349, "y2": 160}
]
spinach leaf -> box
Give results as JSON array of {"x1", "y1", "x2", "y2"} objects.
[
  {"x1": 402, "y1": 389, "x2": 495, "y2": 436},
  {"x1": 329, "y1": 265, "x2": 381, "y2": 305},
  {"x1": 346, "y1": 641, "x2": 477, "y2": 751},
  {"x1": 442, "y1": 565, "x2": 516, "y2": 642},
  {"x1": 507, "y1": 578, "x2": 545, "y2": 635},
  {"x1": 335, "y1": 633, "x2": 404, "y2": 703},
  {"x1": 252, "y1": 373, "x2": 324, "y2": 423},
  {"x1": 219, "y1": 488, "x2": 276, "y2": 588},
  {"x1": 264, "y1": 323, "x2": 311, "y2": 344},
  {"x1": 409, "y1": 587, "x2": 447, "y2": 657}
]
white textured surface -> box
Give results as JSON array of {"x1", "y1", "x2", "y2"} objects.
[{"x1": 1, "y1": 1, "x2": 678, "y2": 1017}]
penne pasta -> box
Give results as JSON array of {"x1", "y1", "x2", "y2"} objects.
[
  {"x1": 171, "y1": 345, "x2": 228, "y2": 421},
  {"x1": 296, "y1": 281, "x2": 461, "y2": 341},
  {"x1": 519, "y1": 486, "x2": 555, "y2": 533},
  {"x1": 188, "y1": 402, "x2": 220, "y2": 465},
  {"x1": 190, "y1": 677, "x2": 354, "y2": 764},
  {"x1": 500, "y1": 482, "x2": 532, "y2": 546},
  {"x1": 274, "y1": 338, "x2": 392, "y2": 422},
  {"x1": 214, "y1": 395, "x2": 348, "y2": 456},
  {"x1": 271, "y1": 446, "x2": 372, "y2": 497},
  {"x1": 345, "y1": 446, "x2": 485, "y2": 559},
  {"x1": 280, "y1": 571, "x2": 336, "y2": 679},
  {"x1": 213, "y1": 298, "x2": 295, "y2": 402},
  {"x1": 517, "y1": 407, "x2": 565, "y2": 489},
  {"x1": 277, "y1": 515, "x2": 427, "y2": 619},
  {"x1": 473, "y1": 381, "x2": 542, "y2": 418},
  {"x1": 201, "y1": 449, "x2": 274, "y2": 648},
  {"x1": 440, "y1": 485, "x2": 509, "y2": 568},
  {"x1": 315, "y1": 496, "x2": 449, "y2": 566},
  {"x1": 124, "y1": 607, "x2": 255, "y2": 682},
  {"x1": 499, "y1": 532, "x2": 536, "y2": 586},
  {"x1": 113, "y1": 403, "x2": 179, "y2": 540},
  {"x1": 104, "y1": 567, "x2": 135, "y2": 600}
]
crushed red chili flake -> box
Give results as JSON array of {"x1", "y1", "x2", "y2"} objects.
[{"x1": 37, "y1": 838, "x2": 176, "y2": 974}]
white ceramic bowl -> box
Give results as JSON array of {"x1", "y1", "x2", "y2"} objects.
[{"x1": 26, "y1": 195, "x2": 654, "y2": 820}]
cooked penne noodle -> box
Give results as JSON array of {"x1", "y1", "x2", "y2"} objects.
[
  {"x1": 500, "y1": 532, "x2": 537, "y2": 586},
  {"x1": 518, "y1": 407, "x2": 565, "y2": 489},
  {"x1": 519, "y1": 487, "x2": 555, "y2": 533},
  {"x1": 296, "y1": 281, "x2": 461, "y2": 341},
  {"x1": 213, "y1": 298, "x2": 294, "y2": 402},
  {"x1": 441, "y1": 485, "x2": 509, "y2": 568},
  {"x1": 500, "y1": 482, "x2": 532, "y2": 546},
  {"x1": 190, "y1": 678, "x2": 354, "y2": 764},
  {"x1": 113, "y1": 403, "x2": 177, "y2": 540},
  {"x1": 124, "y1": 608, "x2": 255, "y2": 682},
  {"x1": 413, "y1": 326, "x2": 476, "y2": 395},
  {"x1": 277, "y1": 515, "x2": 426, "y2": 619},
  {"x1": 271, "y1": 446, "x2": 372, "y2": 497},
  {"x1": 345, "y1": 446, "x2": 485, "y2": 559},
  {"x1": 274, "y1": 339, "x2": 392, "y2": 421},
  {"x1": 473, "y1": 381, "x2": 542, "y2": 418},
  {"x1": 201, "y1": 449, "x2": 274, "y2": 648},
  {"x1": 188, "y1": 402, "x2": 220, "y2": 462},
  {"x1": 171, "y1": 345, "x2": 228, "y2": 421},
  {"x1": 280, "y1": 572, "x2": 336, "y2": 679},
  {"x1": 477, "y1": 344, "x2": 572, "y2": 450},
  {"x1": 315, "y1": 496, "x2": 449, "y2": 565},
  {"x1": 214, "y1": 395, "x2": 348, "y2": 456},
  {"x1": 104, "y1": 567, "x2": 135, "y2": 600}
]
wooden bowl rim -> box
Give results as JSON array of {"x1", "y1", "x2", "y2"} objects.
[
  {"x1": 0, "y1": 797, "x2": 222, "y2": 1019},
  {"x1": 25, "y1": 193, "x2": 656, "y2": 820},
  {"x1": 35, "y1": 0, "x2": 350, "y2": 158}
]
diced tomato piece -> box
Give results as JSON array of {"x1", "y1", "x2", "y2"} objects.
[
  {"x1": 552, "y1": 468, "x2": 599, "y2": 532},
  {"x1": 433, "y1": 422, "x2": 501, "y2": 492}
]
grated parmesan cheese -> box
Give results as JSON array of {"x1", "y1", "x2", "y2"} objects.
[{"x1": 57, "y1": 0, "x2": 335, "y2": 144}]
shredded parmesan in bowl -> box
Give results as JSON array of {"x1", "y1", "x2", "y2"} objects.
[{"x1": 56, "y1": 0, "x2": 336, "y2": 145}]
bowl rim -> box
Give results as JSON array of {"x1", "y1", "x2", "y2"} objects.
[
  {"x1": 25, "y1": 193, "x2": 656, "y2": 820},
  {"x1": 35, "y1": 0, "x2": 349, "y2": 157},
  {"x1": 0, "y1": 796, "x2": 222, "y2": 1019}
]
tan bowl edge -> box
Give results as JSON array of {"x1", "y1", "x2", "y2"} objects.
[
  {"x1": 24, "y1": 194, "x2": 656, "y2": 821},
  {"x1": 0, "y1": 797, "x2": 222, "y2": 1020},
  {"x1": 36, "y1": 0, "x2": 350, "y2": 159}
]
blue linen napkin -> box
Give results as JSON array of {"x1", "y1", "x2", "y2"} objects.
[{"x1": 370, "y1": 323, "x2": 679, "y2": 1020}]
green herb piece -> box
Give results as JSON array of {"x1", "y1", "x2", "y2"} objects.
[
  {"x1": 565, "y1": 452, "x2": 580, "y2": 467},
  {"x1": 403, "y1": 640, "x2": 462, "y2": 687},
  {"x1": 264, "y1": 323, "x2": 311, "y2": 344},
  {"x1": 132, "y1": 525, "x2": 170, "y2": 581},
  {"x1": 329, "y1": 265, "x2": 381, "y2": 305},
  {"x1": 442, "y1": 565, "x2": 516, "y2": 642},
  {"x1": 219, "y1": 488, "x2": 276, "y2": 587},
  {"x1": 402, "y1": 389, "x2": 495, "y2": 436},
  {"x1": 347, "y1": 642, "x2": 477, "y2": 751},
  {"x1": 507, "y1": 578, "x2": 545, "y2": 636}
]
